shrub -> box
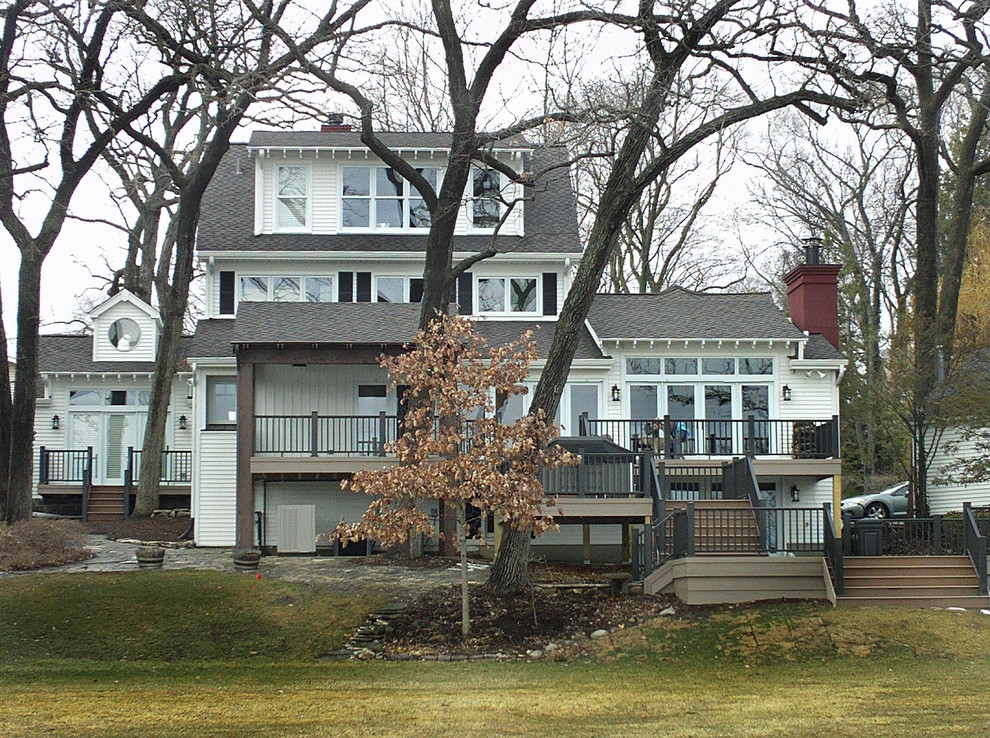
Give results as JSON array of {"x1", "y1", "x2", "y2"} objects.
[{"x1": 0, "y1": 519, "x2": 91, "y2": 571}]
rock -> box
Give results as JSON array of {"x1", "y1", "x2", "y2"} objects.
[
  {"x1": 659, "y1": 607, "x2": 676, "y2": 616},
  {"x1": 590, "y1": 629, "x2": 609, "y2": 639},
  {"x1": 545, "y1": 643, "x2": 558, "y2": 652},
  {"x1": 946, "y1": 607, "x2": 967, "y2": 612},
  {"x1": 981, "y1": 609, "x2": 990, "y2": 616},
  {"x1": 353, "y1": 648, "x2": 376, "y2": 660},
  {"x1": 529, "y1": 650, "x2": 544, "y2": 659}
]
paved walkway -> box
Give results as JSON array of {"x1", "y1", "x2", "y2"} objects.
[{"x1": 13, "y1": 535, "x2": 486, "y2": 601}]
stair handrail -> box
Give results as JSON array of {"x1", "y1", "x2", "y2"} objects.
[
  {"x1": 963, "y1": 502, "x2": 988, "y2": 596},
  {"x1": 824, "y1": 502, "x2": 843, "y2": 595}
]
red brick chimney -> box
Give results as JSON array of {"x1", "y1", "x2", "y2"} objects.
[
  {"x1": 783, "y1": 239, "x2": 841, "y2": 349},
  {"x1": 321, "y1": 113, "x2": 351, "y2": 132}
]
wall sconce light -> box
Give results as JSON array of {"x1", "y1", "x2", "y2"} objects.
[
  {"x1": 781, "y1": 384, "x2": 792, "y2": 401},
  {"x1": 51, "y1": 415, "x2": 60, "y2": 430},
  {"x1": 790, "y1": 485, "x2": 800, "y2": 502},
  {"x1": 610, "y1": 384, "x2": 621, "y2": 402},
  {"x1": 178, "y1": 415, "x2": 188, "y2": 430}
]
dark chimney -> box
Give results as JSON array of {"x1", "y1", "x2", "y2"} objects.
[
  {"x1": 783, "y1": 241, "x2": 841, "y2": 350},
  {"x1": 321, "y1": 113, "x2": 352, "y2": 132}
]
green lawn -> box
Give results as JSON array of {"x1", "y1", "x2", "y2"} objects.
[{"x1": 2, "y1": 572, "x2": 990, "y2": 737}]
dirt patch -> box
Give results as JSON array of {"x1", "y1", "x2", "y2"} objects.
[
  {"x1": 86, "y1": 516, "x2": 191, "y2": 543},
  {"x1": 381, "y1": 565, "x2": 677, "y2": 658},
  {"x1": 0, "y1": 519, "x2": 91, "y2": 571}
]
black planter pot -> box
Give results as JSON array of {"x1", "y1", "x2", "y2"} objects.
[
  {"x1": 232, "y1": 549, "x2": 262, "y2": 571},
  {"x1": 136, "y1": 546, "x2": 165, "y2": 570}
]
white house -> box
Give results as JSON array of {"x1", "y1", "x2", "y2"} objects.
[{"x1": 33, "y1": 126, "x2": 847, "y2": 563}]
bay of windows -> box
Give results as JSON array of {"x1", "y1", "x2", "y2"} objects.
[
  {"x1": 341, "y1": 166, "x2": 438, "y2": 229},
  {"x1": 626, "y1": 357, "x2": 774, "y2": 376}
]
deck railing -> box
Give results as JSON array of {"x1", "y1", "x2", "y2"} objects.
[
  {"x1": 129, "y1": 448, "x2": 193, "y2": 484},
  {"x1": 37, "y1": 446, "x2": 93, "y2": 522},
  {"x1": 583, "y1": 415, "x2": 839, "y2": 459},
  {"x1": 824, "y1": 502, "x2": 843, "y2": 595},
  {"x1": 254, "y1": 412, "x2": 399, "y2": 456},
  {"x1": 541, "y1": 452, "x2": 647, "y2": 498},
  {"x1": 846, "y1": 516, "x2": 969, "y2": 556},
  {"x1": 964, "y1": 502, "x2": 989, "y2": 596}
]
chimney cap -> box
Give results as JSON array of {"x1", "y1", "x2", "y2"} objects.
[
  {"x1": 801, "y1": 236, "x2": 823, "y2": 266},
  {"x1": 321, "y1": 113, "x2": 352, "y2": 132}
]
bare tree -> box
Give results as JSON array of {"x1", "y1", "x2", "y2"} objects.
[
  {"x1": 0, "y1": 1, "x2": 190, "y2": 522},
  {"x1": 488, "y1": 0, "x2": 856, "y2": 594},
  {"x1": 746, "y1": 113, "x2": 915, "y2": 483},
  {"x1": 114, "y1": 0, "x2": 372, "y2": 517}
]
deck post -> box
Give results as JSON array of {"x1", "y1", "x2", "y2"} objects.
[
  {"x1": 378, "y1": 411, "x2": 387, "y2": 456},
  {"x1": 38, "y1": 447, "x2": 47, "y2": 485},
  {"x1": 622, "y1": 524, "x2": 631, "y2": 564},
  {"x1": 81, "y1": 446, "x2": 93, "y2": 523},
  {"x1": 582, "y1": 524, "x2": 591, "y2": 564},
  {"x1": 310, "y1": 411, "x2": 319, "y2": 457},
  {"x1": 745, "y1": 415, "x2": 756, "y2": 457},
  {"x1": 235, "y1": 358, "x2": 256, "y2": 549},
  {"x1": 933, "y1": 514, "x2": 942, "y2": 554},
  {"x1": 663, "y1": 415, "x2": 672, "y2": 458},
  {"x1": 831, "y1": 415, "x2": 840, "y2": 458},
  {"x1": 686, "y1": 501, "x2": 696, "y2": 557},
  {"x1": 123, "y1": 446, "x2": 134, "y2": 518},
  {"x1": 579, "y1": 411, "x2": 589, "y2": 436}
]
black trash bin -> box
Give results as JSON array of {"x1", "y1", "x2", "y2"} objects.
[{"x1": 856, "y1": 519, "x2": 884, "y2": 556}]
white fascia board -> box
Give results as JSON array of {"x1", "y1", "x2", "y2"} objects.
[
  {"x1": 528, "y1": 359, "x2": 614, "y2": 370},
  {"x1": 89, "y1": 289, "x2": 162, "y2": 323},
  {"x1": 197, "y1": 250, "x2": 582, "y2": 263},
  {"x1": 42, "y1": 371, "x2": 157, "y2": 378},
  {"x1": 247, "y1": 145, "x2": 525, "y2": 156},
  {"x1": 789, "y1": 358, "x2": 848, "y2": 370},
  {"x1": 600, "y1": 337, "x2": 805, "y2": 348},
  {"x1": 188, "y1": 357, "x2": 237, "y2": 369},
  {"x1": 584, "y1": 319, "x2": 605, "y2": 354}
]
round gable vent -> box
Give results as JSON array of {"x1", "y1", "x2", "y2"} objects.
[{"x1": 108, "y1": 318, "x2": 141, "y2": 351}]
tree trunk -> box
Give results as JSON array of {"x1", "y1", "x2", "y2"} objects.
[
  {"x1": 6, "y1": 252, "x2": 43, "y2": 522},
  {"x1": 458, "y1": 499, "x2": 470, "y2": 636},
  {"x1": 0, "y1": 280, "x2": 12, "y2": 520},
  {"x1": 485, "y1": 524, "x2": 532, "y2": 596}
]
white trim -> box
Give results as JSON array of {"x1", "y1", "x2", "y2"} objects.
[
  {"x1": 248, "y1": 145, "x2": 525, "y2": 155},
  {"x1": 253, "y1": 154, "x2": 264, "y2": 235},
  {"x1": 88, "y1": 289, "x2": 161, "y2": 323},
  {"x1": 474, "y1": 275, "x2": 541, "y2": 316},
  {"x1": 198, "y1": 250, "x2": 582, "y2": 263}
]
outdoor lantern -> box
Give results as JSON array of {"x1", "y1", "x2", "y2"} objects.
[
  {"x1": 178, "y1": 415, "x2": 188, "y2": 430},
  {"x1": 51, "y1": 415, "x2": 60, "y2": 430},
  {"x1": 781, "y1": 384, "x2": 792, "y2": 401},
  {"x1": 790, "y1": 485, "x2": 800, "y2": 502},
  {"x1": 610, "y1": 384, "x2": 621, "y2": 402}
]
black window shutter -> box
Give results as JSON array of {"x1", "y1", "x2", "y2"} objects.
[
  {"x1": 356, "y1": 272, "x2": 372, "y2": 302},
  {"x1": 458, "y1": 272, "x2": 473, "y2": 315},
  {"x1": 409, "y1": 278, "x2": 424, "y2": 303},
  {"x1": 339, "y1": 272, "x2": 353, "y2": 302},
  {"x1": 219, "y1": 271, "x2": 235, "y2": 315},
  {"x1": 542, "y1": 273, "x2": 558, "y2": 315}
]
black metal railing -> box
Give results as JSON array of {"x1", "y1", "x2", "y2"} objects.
[
  {"x1": 824, "y1": 502, "x2": 843, "y2": 595},
  {"x1": 541, "y1": 451, "x2": 647, "y2": 498},
  {"x1": 254, "y1": 412, "x2": 399, "y2": 456},
  {"x1": 584, "y1": 415, "x2": 839, "y2": 459},
  {"x1": 129, "y1": 449, "x2": 193, "y2": 484},
  {"x1": 964, "y1": 502, "x2": 989, "y2": 596},
  {"x1": 37, "y1": 446, "x2": 93, "y2": 522},
  {"x1": 846, "y1": 516, "x2": 969, "y2": 556}
]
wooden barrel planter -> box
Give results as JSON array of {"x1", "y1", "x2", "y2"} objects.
[
  {"x1": 136, "y1": 546, "x2": 165, "y2": 570},
  {"x1": 232, "y1": 549, "x2": 262, "y2": 571}
]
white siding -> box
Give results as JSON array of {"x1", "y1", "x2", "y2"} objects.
[
  {"x1": 312, "y1": 158, "x2": 336, "y2": 233},
  {"x1": 778, "y1": 362, "x2": 838, "y2": 420},
  {"x1": 257, "y1": 480, "x2": 374, "y2": 549},
  {"x1": 254, "y1": 365, "x2": 389, "y2": 416},
  {"x1": 193, "y1": 430, "x2": 237, "y2": 546},
  {"x1": 929, "y1": 426, "x2": 990, "y2": 512},
  {"x1": 92, "y1": 301, "x2": 158, "y2": 362}
]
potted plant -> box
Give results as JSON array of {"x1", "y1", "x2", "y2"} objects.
[
  {"x1": 232, "y1": 548, "x2": 262, "y2": 571},
  {"x1": 136, "y1": 546, "x2": 165, "y2": 570}
]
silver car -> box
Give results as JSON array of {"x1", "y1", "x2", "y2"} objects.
[{"x1": 840, "y1": 482, "x2": 910, "y2": 519}]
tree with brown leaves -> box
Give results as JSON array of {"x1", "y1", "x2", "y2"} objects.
[{"x1": 336, "y1": 314, "x2": 574, "y2": 635}]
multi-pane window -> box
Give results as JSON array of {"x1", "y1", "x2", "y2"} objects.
[
  {"x1": 740, "y1": 358, "x2": 774, "y2": 375},
  {"x1": 476, "y1": 277, "x2": 538, "y2": 314},
  {"x1": 625, "y1": 357, "x2": 772, "y2": 376},
  {"x1": 341, "y1": 166, "x2": 438, "y2": 229},
  {"x1": 471, "y1": 168, "x2": 502, "y2": 229},
  {"x1": 239, "y1": 276, "x2": 334, "y2": 304},
  {"x1": 206, "y1": 377, "x2": 237, "y2": 427},
  {"x1": 375, "y1": 276, "x2": 405, "y2": 303},
  {"x1": 69, "y1": 389, "x2": 150, "y2": 406},
  {"x1": 275, "y1": 165, "x2": 308, "y2": 230}
]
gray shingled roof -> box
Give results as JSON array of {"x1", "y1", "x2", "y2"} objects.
[
  {"x1": 587, "y1": 288, "x2": 806, "y2": 341},
  {"x1": 187, "y1": 319, "x2": 236, "y2": 358},
  {"x1": 227, "y1": 302, "x2": 603, "y2": 360},
  {"x1": 249, "y1": 130, "x2": 530, "y2": 150},
  {"x1": 197, "y1": 137, "x2": 580, "y2": 255},
  {"x1": 37, "y1": 334, "x2": 190, "y2": 373},
  {"x1": 803, "y1": 333, "x2": 845, "y2": 361}
]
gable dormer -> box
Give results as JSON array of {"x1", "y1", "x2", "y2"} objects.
[{"x1": 89, "y1": 290, "x2": 161, "y2": 363}]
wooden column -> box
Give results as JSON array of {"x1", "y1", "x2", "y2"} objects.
[
  {"x1": 833, "y1": 474, "x2": 842, "y2": 537},
  {"x1": 235, "y1": 357, "x2": 256, "y2": 549},
  {"x1": 621, "y1": 524, "x2": 631, "y2": 564},
  {"x1": 582, "y1": 523, "x2": 591, "y2": 564}
]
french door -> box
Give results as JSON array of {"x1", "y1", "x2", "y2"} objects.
[{"x1": 70, "y1": 412, "x2": 146, "y2": 484}]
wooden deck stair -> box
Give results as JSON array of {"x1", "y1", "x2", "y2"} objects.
[
  {"x1": 667, "y1": 499, "x2": 763, "y2": 554},
  {"x1": 837, "y1": 556, "x2": 989, "y2": 608},
  {"x1": 86, "y1": 486, "x2": 126, "y2": 523}
]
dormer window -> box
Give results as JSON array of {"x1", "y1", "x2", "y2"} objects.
[
  {"x1": 471, "y1": 168, "x2": 503, "y2": 229},
  {"x1": 275, "y1": 165, "x2": 309, "y2": 230},
  {"x1": 341, "y1": 166, "x2": 437, "y2": 230}
]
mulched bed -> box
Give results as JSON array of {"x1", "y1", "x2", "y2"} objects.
[
  {"x1": 382, "y1": 570, "x2": 678, "y2": 658},
  {"x1": 86, "y1": 516, "x2": 192, "y2": 543}
]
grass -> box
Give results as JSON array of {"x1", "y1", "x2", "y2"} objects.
[{"x1": 2, "y1": 574, "x2": 990, "y2": 736}]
